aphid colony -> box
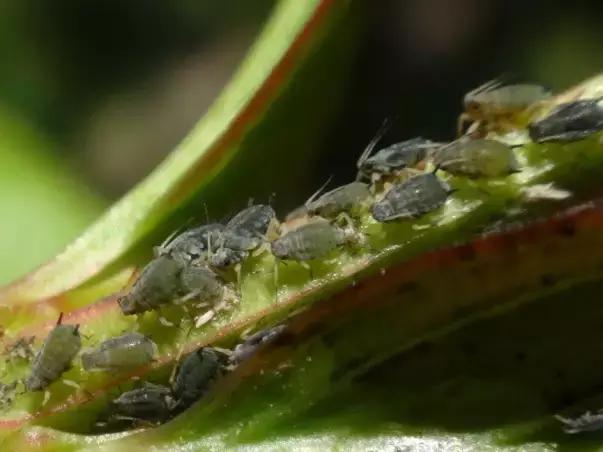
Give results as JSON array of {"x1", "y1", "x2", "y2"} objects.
[{"x1": 7, "y1": 79, "x2": 603, "y2": 430}]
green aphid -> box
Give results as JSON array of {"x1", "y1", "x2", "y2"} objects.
[{"x1": 81, "y1": 332, "x2": 158, "y2": 372}]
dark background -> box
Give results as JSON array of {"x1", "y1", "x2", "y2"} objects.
[{"x1": 1, "y1": 0, "x2": 602, "y2": 282}]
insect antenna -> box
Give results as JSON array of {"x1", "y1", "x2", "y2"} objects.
[
  {"x1": 304, "y1": 176, "x2": 333, "y2": 207},
  {"x1": 355, "y1": 118, "x2": 393, "y2": 175}
]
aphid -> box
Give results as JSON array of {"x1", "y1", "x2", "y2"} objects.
[
  {"x1": 231, "y1": 325, "x2": 286, "y2": 365},
  {"x1": 556, "y1": 411, "x2": 603, "y2": 434},
  {"x1": 459, "y1": 79, "x2": 551, "y2": 136},
  {"x1": 117, "y1": 256, "x2": 224, "y2": 315},
  {"x1": 0, "y1": 381, "x2": 17, "y2": 409},
  {"x1": 271, "y1": 219, "x2": 347, "y2": 261},
  {"x1": 371, "y1": 173, "x2": 451, "y2": 222},
  {"x1": 529, "y1": 98, "x2": 603, "y2": 143},
  {"x1": 357, "y1": 137, "x2": 438, "y2": 182},
  {"x1": 5, "y1": 336, "x2": 35, "y2": 361},
  {"x1": 25, "y1": 314, "x2": 81, "y2": 391},
  {"x1": 155, "y1": 223, "x2": 225, "y2": 265},
  {"x1": 293, "y1": 182, "x2": 372, "y2": 221},
  {"x1": 210, "y1": 204, "x2": 278, "y2": 268},
  {"x1": 172, "y1": 347, "x2": 220, "y2": 411},
  {"x1": 432, "y1": 138, "x2": 520, "y2": 178},
  {"x1": 81, "y1": 332, "x2": 158, "y2": 372},
  {"x1": 111, "y1": 382, "x2": 175, "y2": 423}
]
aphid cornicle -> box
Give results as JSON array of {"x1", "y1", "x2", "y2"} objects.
[
  {"x1": 231, "y1": 325, "x2": 286, "y2": 365},
  {"x1": 271, "y1": 219, "x2": 346, "y2": 261},
  {"x1": 81, "y1": 332, "x2": 158, "y2": 372},
  {"x1": 556, "y1": 411, "x2": 603, "y2": 434},
  {"x1": 459, "y1": 79, "x2": 551, "y2": 136},
  {"x1": 432, "y1": 138, "x2": 520, "y2": 178},
  {"x1": 371, "y1": 173, "x2": 451, "y2": 222},
  {"x1": 117, "y1": 256, "x2": 224, "y2": 315},
  {"x1": 529, "y1": 98, "x2": 603, "y2": 143},
  {"x1": 172, "y1": 347, "x2": 220, "y2": 411},
  {"x1": 25, "y1": 314, "x2": 81, "y2": 391},
  {"x1": 155, "y1": 223, "x2": 225, "y2": 265},
  {"x1": 111, "y1": 382, "x2": 175, "y2": 423},
  {"x1": 210, "y1": 204, "x2": 277, "y2": 267}
]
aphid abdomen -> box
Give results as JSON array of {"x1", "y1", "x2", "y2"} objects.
[
  {"x1": 25, "y1": 324, "x2": 81, "y2": 391},
  {"x1": 308, "y1": 182, "x2": 371, "y2": 218},
  {"x1": 173, "y1": 348, "x2": 220, "y2": 410},
  {"x1": 117, "y1": 256, "x2": 184, "y2": 315},
  {"x1": 372, "y1": 173, "x2": 451, "y2": 222},
  {"x1": 358, "y1": 138, "x2": 433, "y2": 179},
  {"x1": 271, "y1": 220, "x2": 345, "y2": 261},
  {"x1": 226, "y1": 205, "x2": 276, "y2": 240},
  {"x1": 81, "y1": 333, "x2": 157, "y2": 372},
  {"x1": 434, "y1": 139, "x2": 519, "y2": 178},
  {"x1": 529, "y1": 99, "x2": 603, "y2": 143},
  {"x1": 179, "y1": 264, "x2": 224, "y2": 304},
  {"x1": 159, "y1": 223, "x2": 225, "y2": 264}
]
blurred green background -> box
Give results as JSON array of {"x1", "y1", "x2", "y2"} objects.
[{"x1": 1, "y1": 0, "x2": 602, "y2": 285}]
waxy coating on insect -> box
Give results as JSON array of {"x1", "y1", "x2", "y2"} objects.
[
  {"x1": 111, "y1": 382, "x2": 175, "y2": 422},
  {"x1": 25, "y1": 314, "x2": 81, "y2": 391},
  {"x1": 117, "y1": 256, "x2": 225, "y2": 315},
  {"x1": 172, "y1": 347, "x2": 220, "y2": 411},
  {"x1": 556, "y1": 411, "x2": 603, "y2": 434},
  {"x1": 529, "y1": 98, "x2": 603, "y2": 143},
  {"x1": 271, "y1": 219, "x2": 346, "y2": 261},
  {"x1": 357, "y1": 138, "x2": 437, "y2": 181},
  {"x1": 371, "y1": 173, "x2": 452, "y2": 222},
  {"x1": 459, "y1": 79, "x2": 551, "y2": 135},
  {"x1": 81, "y1": 332, "x2": 158, "y2": 372},
  {"x1": 5, "y1": 336, "x2": 35, "y2": 361},
  {"x1": 155, "y1": 223, "x2": 225, "y2": 265},
  {"x1": 432, "y1": 138, "x2": 520, "y2": 178},
  {"x1": 231, "y1": 325, "x2": 286, "y2": 365},
  {"x1": 0, "y1": 381, "x2": 17, "y2": 409}
]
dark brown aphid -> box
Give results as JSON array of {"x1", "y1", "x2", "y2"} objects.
[
  {"x1": 459, "y1": 79, "x2": 551, "y2": 136},
  {"x1": 172, "y1": 347, "x2": 220, "y2": 412},
  {"x1": 432, "y1": 138, "x2": 520, "y2": 178},
  {"x1": 371, "y1": 173, "x2": 452, "y2": 222},
  {"x1": 25, "y1": 314, "x2": 81, "y2": 391},
  {"x1": 271, "y1": 219, "x2": 346, "y2": 261},
  {"x1": 111, "y1": 382, "x2": 175, "y2": 423},
  {"x1": 117, "y1": 256, "x2": 224, "y2": 315},
  {"x1": 529, "y1": 98, "x2": 603, "y2": 143},
  {"x1": 81, "y1": 332, "x2": 157, "y2": 372}
]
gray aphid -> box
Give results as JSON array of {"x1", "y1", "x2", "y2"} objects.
[
  {"x1": 271, "y1": 219, "x2": 346, "y2": 261},
  {"x1": 529, "y1": 98, "x2": 603, "y2": 143},
  {"x1": 81, "y1": 332, "x2": 158, "y2": 372},
  {"x1": 231, "y1": 325, "x2": 286, "y2": 365},
  {"x1": 111, "y1": 382, "x2": 175, "y2": 422},
  {"x1": 25, "y1": 314, "x2": 81, "y2": 391},
  {"x1": 117, "y1": 256, "x2": 224, "y2": 315},
  {"x1": 556, "y1": 411, "x2": 603, "y2": 434},
  {"x1": 307, "y1": 182, "x2": 371, "y2": 219},
  {"x1": 210, "y1": 204, "x2": 277, "y2": 267},
  {"x1": 357, "y1": 138, "x2": 436, "y2": 181},
  {"x1": 156, "y1": 223, "x2": 225, "y2": 265},
  {"x1": 172, "y1": 347, "x2": 220, "y2": 411},
  {"x1": 432, "y1": 138, "x2": 520, "y2": 178},
  {"x1": 371, "y1": 173, "x2": 451, "y2": 222}
]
